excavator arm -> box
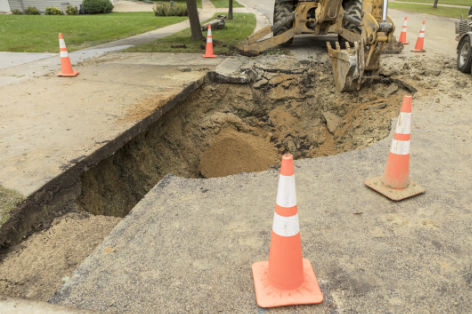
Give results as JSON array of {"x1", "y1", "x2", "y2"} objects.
[
  {"x1": 327, "y1": 0, "x2": 395, "y2": 91},
  {"x1": 237, "y1": 26, "x2": 295, "y2": 57},
  {"x1": 236, "y1": 0, "x2": 395, "y2": 92}
]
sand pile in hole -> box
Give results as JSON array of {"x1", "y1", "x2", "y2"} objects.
[{"x1": 198, "y1": 128, "x2": 278, "y2": 178}]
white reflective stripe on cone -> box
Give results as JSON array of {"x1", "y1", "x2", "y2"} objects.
[
  {"x1": 272, "y1": 213, "x2": 300, "y2": 237},
  {"x1": 395, "y1": 112, "x2": 411, "y2": 134},
  {"x1": 276, "y1": 174, "x2": 296, "y2": 208},
  {"x1": 390, "y1": 139, "x2": 410, "y2": 155},
  {"x1": 419, "y1": 33, "x2": 425, "y2": 38},
  {"x1": 59, "y1": 39, "x2": 66, "y2": 49},
  {"x1": 207, "y1": 38, "x2": 213, "y2": 43},
  {"x1": 60, "y1": 51, "x2": 68, "y2": 58}
]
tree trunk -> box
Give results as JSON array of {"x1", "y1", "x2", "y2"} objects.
[
  {"x1": 433, "y1": 0, "x2": 438, "y2": 8},
  {"x1": 187, "y1": 0, "x2": 203, "y2": 40},
  {"x1": 228, "y1": 0, "x2": 233, "y2": 20}
]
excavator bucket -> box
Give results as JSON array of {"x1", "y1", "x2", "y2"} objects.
[
  {"x1": 326, "y1": 40, "x2": 365, "y2": 92},
  {"x1": 236, "y1": 26, "x2": 295, "y2": 56}
]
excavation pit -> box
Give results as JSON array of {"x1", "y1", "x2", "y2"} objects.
[
  {"x1": 0, "y1": 56, "x2": 414, "y2": 302},
  {"x1": 0, "y1": 51, "x2": 463, "y2": 308},
  {"x1": 79, "y1": 59, "x2": 411, "y2": 218}
]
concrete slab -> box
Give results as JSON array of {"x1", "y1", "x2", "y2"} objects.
[
  {"x1": 0, "y1": 52, "x2": 56, "y2": 70},
  {"x1": 0, "y1": 52, "x2": 222, "y2": 244},
  {"x1": 50, "y1": 95, "x2": 472, "y2": 312},
  {"x1": 0, "y1": 52, "x2": 220, "y2": 197}
]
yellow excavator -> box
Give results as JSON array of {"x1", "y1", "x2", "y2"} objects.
[{"x1": 237, "y1": 0, "x2": 395, "y2": 92}]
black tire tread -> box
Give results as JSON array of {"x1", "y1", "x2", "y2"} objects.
[
  {"x1": 343, "y1": 0, "x2": 363, "y2": 34},
  {"x1": 273, "y1": 0, "x2": 295, "y2": 46},
  {"x1": 457, "y1": 36, "x2": 472, "y2": 73}
]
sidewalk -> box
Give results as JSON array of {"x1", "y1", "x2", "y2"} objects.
[{"x1": 0, "y1": 2, "x2": 267, "y2": 88}]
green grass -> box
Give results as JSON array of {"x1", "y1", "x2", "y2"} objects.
[
  {"x1": 128, "y1": 12, "x2": 256, "y2": 54},
  {"x1": 0, "y1": 12, "x2": 187, "y2": 52},
  {"x1": 394, "y1": 0, "x2": 469, "y2": 6},
  {"x1": 152, "y1": 0, "x2": 202, "y2": 8},
  {"x1": 0, "y1": 186, "x2": 24, "y2": 226},
  {"x1": 210, "y1": 0, "x2": 243, "y2": 8},
  {"x1": 390, "y1": 2, "x2": 469, "y2": 17}
]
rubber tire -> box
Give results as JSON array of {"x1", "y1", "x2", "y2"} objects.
[
  {"x1": 273, "y1": 0, "x2": 295, "y2": 46},
  {"x1": 457, "y1": 36, "x2": 472, "y2": 73},
  {"x1": 342, "y1": 0, "x2": 363, "y2": 34}
]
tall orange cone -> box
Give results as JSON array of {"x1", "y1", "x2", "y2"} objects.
[
  {"x1": 57, "y1": 33, "x2": 79, "y2": 77},
  {"x1": 202, "y1": 24, "x2": 216, "y2": 58},
  {"x1": 398, "y1": 17, "x2": 409, "y2": 45},
  {"x1": 365, "y1": 95, "x2": 425, "y2": 201},
  {"x1": 412, "y1": 20, "x2": 426, "y2": 52},
  {"x1": 252, "y1": 154, "x2": 323, "y2": 308}
]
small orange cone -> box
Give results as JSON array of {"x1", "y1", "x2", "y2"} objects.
[
  {"x1": 412, "y1": 20, "x2": 426, "y2": 53},
  {"x1": 57, "y1": 33, "x2": 79, "y2": 77},
  {"x1": 252, "y1": 154, "x2": 323, "y2": 308},
  {"x1": 399, "y1": 17, "x2": 409, "y2": 45},
  {"x1": 365, "y1": 95, "x2": 425, "y2": 201},
  {"x1": 202, "y1": 24, "x2": 216, "y2": 58}
]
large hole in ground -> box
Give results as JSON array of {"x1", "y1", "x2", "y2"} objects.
[{"x1": 79, "y1": 60, "x2": 409, "y2": 217}]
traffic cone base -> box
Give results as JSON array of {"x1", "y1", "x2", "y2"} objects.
[
  {"x1": 202, "y1": 53, "x2": 216, "y2": 58},
  {"x1": 411, "y1": 48, "x2": 425, "y2": 53},
  {"x1": 58, "y1": 70, "x2": 79, "y2": 77},
  {"x1": 252, "y1": 258, "x2": 323, "y2": 308},
  {"x1": 365, "y1": 176, "x2": 425, "y2": 201}
]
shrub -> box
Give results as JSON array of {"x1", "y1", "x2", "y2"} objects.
[
  {"x1": 82, "y1": 0, "x2": 114, "y2": 14},
  {"x1": 153, "y1": 2, "x2": 187, "y2": 16},
  {"x1": 45, "y1": 6, "x2": 64, "y2": 15},
  {"x1": 24, "y1": 6, "x2": 40, "y2": 15},
  {"x1": 11, "y1": 9, "x2": 23, "y2": 14},
  {"x1": 66, "y1": 5, "x2": 79, "y2": 15}
]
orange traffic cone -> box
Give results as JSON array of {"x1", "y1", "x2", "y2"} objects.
[
  {"x1": 57, "y1": 33, "x2": 79, "y2": 77},
  {"x1": 365, "y1": 95, "x2": 425, "y2": 201},
  {"x1": 412, "y1": 20, "x2": 426, "y2": 53},
  {"x1": 399, "y1": 17, "x2": 409, "y2": 45},
  {"x1": 202, "y1": 24, "x2": 216, "y2": 58},
  {"x1": 252, "y1": 154, "x2": 323, "y2": 308}
]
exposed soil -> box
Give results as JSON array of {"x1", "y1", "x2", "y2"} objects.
[
  {"x1": 78, "y1": 58, "x2": 411, "y2": 218},
  {"x1": 0, "y1": 211, "x2": 120, "y2": 301}
]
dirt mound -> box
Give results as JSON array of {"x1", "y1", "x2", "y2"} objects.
[{"x1": 199, "y1": 128, "x2": 278, "y2": 177}]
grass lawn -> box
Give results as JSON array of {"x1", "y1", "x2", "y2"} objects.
[
  {"x1": 210, "y1": 0, "x2": 244, "y2": 8},
  {"x1": 153, "y1": 0, "x2": 202, "y2": 8},
  {"x1": 389, "y1": 2, "x2": 468, "y2": 18},
  {"x1": 0, "y1": 12, "x2": 187, "y2": 52},
  {"x1": 128, "y1": 12, "x2": 256, "y2": 55},
  {"x1": 394, "y1": 0, "x2": 469, "y2": 6}
]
